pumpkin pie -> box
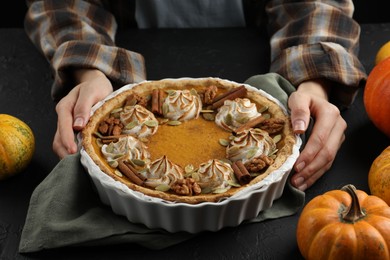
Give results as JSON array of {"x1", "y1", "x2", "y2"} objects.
[{"x1": 81, "y1": 78, "x2": 297, "y2": 204}]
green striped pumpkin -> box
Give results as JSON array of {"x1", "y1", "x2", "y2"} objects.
[{"x1": 0, "y1": 114, "x2": 35, "y2": 179}]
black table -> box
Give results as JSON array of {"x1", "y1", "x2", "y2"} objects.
[{"x1": 0, "y1": 24, "x2": 389, "y2": 259}]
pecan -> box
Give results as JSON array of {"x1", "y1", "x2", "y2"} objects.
[
  {"x1": 204, "y1": 85, "x2": 218, "y2": 104},
  {"x1": 259, "y1": 118, "x2": 285, "y2": 134},
  {"x1": 135, "y1": 94, "x2": 148, "y2": 107},
  {"x1": 125, "y1": 93, "x2": 147, "y2": 107},
  {"x1": 112, "y1": 124, "x2": 123, "y2": 136},
  {"x1": 171, "y1": 178, "x2": 201, "y2": 196},
  {"x1": 98, "y1": 121, "x2": 109, "y2": 135},
  {"x1": 98, "y1": 116, "x2": 124, "y2": 136},
  {"x1": 245, "y1": 154, "x2": 274, "y2": 172}
]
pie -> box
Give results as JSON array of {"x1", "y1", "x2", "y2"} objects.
[{"x1": 81, "y1": 78, "x2": 297, "y2": 204}]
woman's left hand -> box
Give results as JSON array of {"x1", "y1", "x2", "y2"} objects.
[{"x1": 288, "y1": 79, "x2": 346, "y2": 191}]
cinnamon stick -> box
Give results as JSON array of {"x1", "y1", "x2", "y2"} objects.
[
  {"x1": 234, "y1": 115, "x2": 265, "y2": 134},
  {"x1": 123, "y1": 160, "x2": 147, "y2": 181},
  {"x1": 158, "y1": 89, "x2": 165, "y2": 115},
  {"x1": 232, "y1": 161, "x2": 251, "y2": 185},
  {"x1": 213, "y1": 85, "x2": 246, "y2": 102},
  {"x1": 118, "y1": 160, "x2": 145, "y2": 186},
  {"x1": 151, "y1": 89, "x2": 160, "y2": 114},
  {"x1": 212, "y1": 86, "x2": 247, "y2": 109}
]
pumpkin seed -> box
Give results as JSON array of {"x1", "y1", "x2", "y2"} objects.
[
  {"x1": 246, "y1": 147, "x2": 258, "y2": 159},
  {"x1": 225, "y1": 113, "x2": 233, "y2": 125},
  {"x1": 167, "y1": 120, "x2": 182, "y2": 126},
  {"x1": 219, "y1": 158, "x2": 232, "y2": 165},
  {"x1": 273, "y1": 134, "x2": 282, "y2": 143},
  {"x1": 190, "y1": 88, "x2": 198, "y2": 96},
  {"x1": 144, "y1": 120, "x2": 158, "y2": 127},
  {"x1": 158, "y1": 118, "x2": 169, "y2": 124},
  {"x1": 228, "y1": 146, "x2": 240, "y2": 154},
  {"x1": 185, "y1": 164, "x2": 195, "y2": 174},
  {"x1": 111, "y1": 107, "x2": 123, "y2": 114},
  {"x1": 114, "y1": 169, "x2": 123, "y2": 177},
  {"x1": 165, "y1": 89, "x2": 176, "y2": 96},
  {"x1": 112, "y1": 153, "x2": 125, "y2": 160},
  {"x1": 250, "y1": 172, "x2": 260, "y2": 177},
  {"x1": 219, "y1": 139, "x2": 230, "y2": 147},
  {"x1": 213, "y1": 187, "x2": 229, "y2": 194},
  {"x1": 191, "y1": 172, "x2": 200, "y2": 182},
  {"x1": 162, "y1": 103, "x2": 169, "y2": 115},
  {"x1": 106, "y1": 143, "x2": 115, "y2": 153},
  {"x1": 262, "y1": 113, "x2": 271, "y2": 119},
  {"x1": 268, "y1": 148, "x2": 279, "y2": 156},
  {"x1": 155, "y1": 184, "x2": 171, "y2": 192},
  {"x1": 201, "y1": 187, "x2": 212, "y2": 194},
  {"x1": 96, "y1": 138, "x2": 103, "y2": 147},
  {"x1": 258, "y1": 105, "x2": 269, "y2": 113},
  {"x1": 227, "y1": 180, "x2": 241, "y2": 187},
  {"x1": 93, "y1": 131, "x2": 105, "y2": 138},
  {"x1": 132, "y1": 159, "x2": 145, "y2": 167},
  {"x1": 236, "y1": 116, "x2": 249, "y2": 124},
  {"x1": 202, "y1": 113, "x2": 215, "y2": 121},
  {"x1": 125, "y1": 121, "x2": 138, "y2": 130},
  {"x1": 138, "y1": 137, "x2": 149, "y2": 143},
  {"x1": 108, "y1": 160, "x2": 119, "y2": 168}
]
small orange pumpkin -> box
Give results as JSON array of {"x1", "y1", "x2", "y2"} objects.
[
  {"x1": 364, "y1": 56, "x2": 390, "y2": 138},
  {"x1": 0, "y1": 114, "x2": 35, "y2": 180},
  {"x1": 369, "y1": 146, "x2": 390, "y2": 205},
  {"x1": 296, "y1": 184, "x2": 390, "y2": 260}
]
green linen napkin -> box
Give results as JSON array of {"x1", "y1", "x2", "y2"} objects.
[{"x1": 19, "y1": 73, "x2": 305, "y2": 253}]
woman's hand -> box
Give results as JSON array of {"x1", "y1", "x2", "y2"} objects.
[
  {"x1": 288, "y1": 79, "x2": 346, "y2": 191},
  {"x1": 53, "y1": 69, "x2": 113, "y2": 158}
]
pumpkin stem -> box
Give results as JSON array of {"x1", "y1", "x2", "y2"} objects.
[{"x1": 341, "y1": 184, "x2": 366, "y2": 223}]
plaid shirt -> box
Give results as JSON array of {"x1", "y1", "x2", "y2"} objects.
[{"x1": 25, "y1": 0, "x2": 366, "y2": 108}]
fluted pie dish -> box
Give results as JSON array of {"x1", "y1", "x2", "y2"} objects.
[{"x1": 80, "y1": 77, "x2": 301, "y2": 233}]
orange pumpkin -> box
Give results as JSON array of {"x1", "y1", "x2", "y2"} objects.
[
  {"x1": 0, "y1": 114, "x2": 35, "y2": 180},
  {"x1": 369, "y1": 146, "x2": 390, "y2": 205},
  {"x1": 364, "y1": 56, "x2": 390, "y2": 138},
  {"x1": 296, "y1": 184, "x2": 390, "y2": 260}
]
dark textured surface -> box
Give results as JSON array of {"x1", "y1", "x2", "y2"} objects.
[
  {"x1": 0, "y1": 24, "x2": 389, "y2": 259},
  {"x1": 2, "y1": 1, "x2": 390, "y2": 28}
]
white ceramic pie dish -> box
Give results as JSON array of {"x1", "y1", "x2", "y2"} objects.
[{"x1": 80, "y1": 78, "x2": 302, "y2": 233}]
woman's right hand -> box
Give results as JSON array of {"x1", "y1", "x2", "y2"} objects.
[{"x1": 53, "y1": 69, "x2": 113, "y2": 159}]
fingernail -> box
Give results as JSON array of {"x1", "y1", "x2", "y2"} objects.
[
  {"x1": 295, "y1": 161, "x2": 305, "y2": 172},
  {"x1": 293, "y1": 119, "x2": 306, "y2": 134},
  {"x1": 73, "y1": 117, "x2": 84, "y2": 128},
  {"x1": 298, "y1": 183, "x2": 307, "y2": 191},
  {"x1": 294, "y1": 177, "x2": 304, "y2": 187}
]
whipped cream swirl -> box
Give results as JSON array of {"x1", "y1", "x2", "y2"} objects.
[
  {"x1": 101, "y1": 136, "x2": 150, "y2": 163},
  {"x1": 227, "y1": 128, "x2": 276, "y2": 163},
  {"x1": 142, "y1": 155, "x2": 184, "y2": 188},
  {"x1": 120, "y1": 104, "x2": 158, "y2": 138},
  {"x1": 196, "y1": 159, "x2": 235, "y2": 191},
  {"x1": 162, "y1": 89, "x2": 202, "y2": 121},
  {"x1": 215, "y1": 98, "x2": 261, "y2": 131}
]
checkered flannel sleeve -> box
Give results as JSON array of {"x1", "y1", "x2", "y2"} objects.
[
  {"x1": 266, "y1": 0, "x2": 367, "y2": 108},
  {"x1": 24, "y1": 0, "x2": 146, "y2": 100}
]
